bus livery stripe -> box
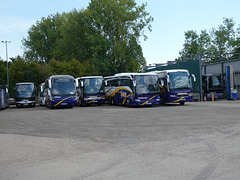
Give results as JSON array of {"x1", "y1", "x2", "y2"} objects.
[
  {"x1": 108, "y1": 87, "x2": 132, "y2": 98},
  {"x1": 140, "y1": 95, "x2": 158, "y2": 106},
  {"x1": 171, "y1": 92, "x2": 193, "y2": 103},
  {"x1": 122, "y1": 93, "x2": 133, "y2": 105},
  {"x1": 53, "y1": 96, "x2": 74, "y2": 107}
]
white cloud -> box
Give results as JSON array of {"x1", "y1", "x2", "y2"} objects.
[
  {"x1": 0, "y1": 17, "x2": 36, "y2": 58},
  {"x1": 0, "y1": 17, "x2": 35, "y2": 34}
]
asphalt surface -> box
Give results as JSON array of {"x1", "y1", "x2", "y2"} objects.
[{"x1": 0, "y1": 101, "x2": 240, "y2": 180}]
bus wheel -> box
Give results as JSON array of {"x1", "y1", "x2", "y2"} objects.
[
  {"x1": 180, "y1": 102, "x2": 185, "y2": 105},
  {"x1": 126, "y1": 99, "x2": 130, "y2": 107},
  {"x1": 109, "y1": 98, "x2": 113, "y2": 105},
  {"x1": 160, "y1": 98, "x2": 165, "y2": 105},
  {"x1": 79, "y1": 100, "x2": 83, "y2": 106}
]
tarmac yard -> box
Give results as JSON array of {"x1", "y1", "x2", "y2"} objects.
[{"x1": 0, "y1": 101, "x2": 240, "y2": 180}]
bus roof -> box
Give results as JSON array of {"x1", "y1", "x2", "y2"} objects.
[
  {"x1": 115, "y1": 72, "x2": 157, "y2": 76},
  {"x1": 16, "y1": 82, "x2": 35, "y2": 85},
  {"x1": 151, "y1": 69, "x2": 189, "y2": 74},
  {"x1": 114, "y1": 72, "x2": 157, "y2": 77},
  {"x1": 48, "y1": 75, "x2": 74, "y2": 79},
  {"x1": 202, "y1": 74, "x2": 219, "y2": 77},
  {"x1": 104, "y1": 73, "x2": 158, "y2": 81},
  {"x1": 77, "y1": 76, "x2": 103, "y2": 79}
]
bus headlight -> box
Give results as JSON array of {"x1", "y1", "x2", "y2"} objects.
[{"x1": 135, "y1": 99, "x2": 141, "y2": 102}]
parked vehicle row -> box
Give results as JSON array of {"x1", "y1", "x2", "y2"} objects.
[
  {"x1": 5, "y1": 69, "x2": 196, "y2": 109},
  {"x1": 0, "y1": 78, "x2": 8, "y2": 110},
  {"x1": 104, "y1": 73, "x2": 160, "y2": 106}
]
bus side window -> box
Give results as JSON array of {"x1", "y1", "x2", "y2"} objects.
[{"x1": 112, "y1": 80, "x2": 118, "y2": 87}]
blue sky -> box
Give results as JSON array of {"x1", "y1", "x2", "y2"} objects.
[{"x1": 1, "y1": 0, "x2": 240, "y2": 65}]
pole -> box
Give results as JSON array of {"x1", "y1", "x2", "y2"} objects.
[{"x1": 199, "y1": 54, "x2": 203, "y2": 101}]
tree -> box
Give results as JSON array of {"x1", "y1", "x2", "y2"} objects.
[
  {"x1": 210, "y1": 18, "x2": 236, "y2": 55},
  {"x1": 87, "y1": 0, "x2": 152, "y2": 74},
  {"x1": 179, "y1": 30, "x2": 199, "y2": 59},
  {"x1": 179, "y1": 30, "x2": 211, "y2": 60},
  {"x1": 22, "y1": 13, "x2": 64, "y2": 63},
  {"x1": 179, "y1": 18, "x2": 240, "y2": 61},
  {"x1": 22, "y1": 0, "x2": 153, "y2": 75},
  {"x1": 0, "y1": 60, "x2": 7, "y2": 83}
]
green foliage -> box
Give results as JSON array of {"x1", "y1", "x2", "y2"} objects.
[
  {"x1": 22, "y1": 13, "x2": 64, "y2": 63},
  {"x1": 179, "y1": 18, "x2": 240, "y2": 61},
  {"x1": 0, "y1": 60, "x2": 7, "y2": 82},
  {"x1": 8, "y1": 57, "x2": 42, "y2": 96},
  {"x1": 87, "y1": 0, "x2": 152, "y2": 74},
  {"x1": 48, "y1": 59, "x2": 95, "y2": 76},
  {"x1": 6, "y1": 0, "x2": 153, "y2": 97},
  {"x1": 22, "y1": 0, "x2": 152, "y2": 75}
]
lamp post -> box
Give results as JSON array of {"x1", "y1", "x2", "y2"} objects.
[{"x1": 1, "y1": 41, "x2": 11, "y2": 88}]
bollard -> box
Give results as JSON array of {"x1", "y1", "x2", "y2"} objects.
[{"x1": 211, "y1": 93, "x2": 214, "y2": 101}]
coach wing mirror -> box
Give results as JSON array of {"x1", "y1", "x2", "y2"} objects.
[
  {"x1": 75, "y1": 79, "x2": 79, "y2": 88},
  {"x1": 166, "y1": 75, "x2": 170, "y2": 83},
  {"x1": 133, "y1": 80, "x2": 136, "y2": 87},
  {"x1": 105, "y1": 81, "x2": 108, "y2": 86},
  {"x1": 190, "y1": 74, "x2": 196, "y2": 82},
  {"x1": 160, "y1": 79, "x2": 164, "y2": 86},
  {"x1": 80, "y1": 81, "x2": 84, "y2": 88},
  {"x1": 48, "y1": 79, "x2": 52, "y2": 89}
]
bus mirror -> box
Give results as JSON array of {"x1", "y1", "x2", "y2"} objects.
[
  {"x1": 160, "y1": 80, "x2": 164, "y2": 86},
  {"x1": 133, "y1": 80, "x2": 136, "y2": 87},
  {"x1": 105, "y1": 81, "x2": 108, "y2": 86},
  {"x1": 40, "y1": 86, "x2": 43, "y2": 92},
  {"x1": 191, "y1": 74, "x2": 196, "y2": 82},
  {"x1": 167, "y1": 75, "x2": 170, "y2": 83},
  {"x1": 48, "y1": 79, "x2": 52, "y2": 89},
  {"x1": 75, "y1": 79, "x2": 79, "y2": 88},
  {"x1": 80, "y1": 81, "x2": 84, "y2": 88}
]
